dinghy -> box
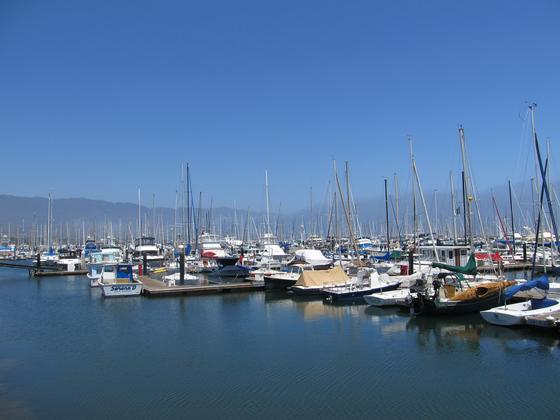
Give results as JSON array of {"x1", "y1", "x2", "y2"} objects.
[{"x1": 480, "y1": 276, "x2": 560, "y2": 326}]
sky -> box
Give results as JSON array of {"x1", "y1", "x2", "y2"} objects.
[{"x1": 0, "y1": 0, "x2": 559, "y2": 212}]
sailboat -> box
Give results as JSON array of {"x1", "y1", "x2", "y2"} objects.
[
  {"x1": 409, "y1": 253, "x2": 515, "y2": 315},
  {"x1": 480, "y1": 276, "x2": 560, "y2": 326}
]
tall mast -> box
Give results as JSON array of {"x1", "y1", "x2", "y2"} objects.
[
  {"x1": 265, "y1": 170, "x2": 271, "y2": 235},
  {"x1": 408, "y1": 138, "x2": 417, "y2": 244},
  {"x1": 530, "y1": 103, "x2": 560, "y2": 249},
  {"x1": 434, "y1": 189, "x2": 438, "y2": 238},
  {"x1": 384, "y1": 178, "x2": 390, "y2": 251},
  {"x1": 310, "y1": 186, "x2": 313, "y2": 238},
  {"x1": 335, "y1": 162, "x2": 359, "y2": 263},
  {"x1": 186, "y1": 163, "x2": 191, "y2": 246},
  {"x1": 459, "y1": 126, "x2": 472, "y2": 247},
  {"x1": 137, "y1": 187, "x2": 141, "y2": 238},
  {"x1": 508, "y1": 180, "x2": 516, "y2": 255},
  {"x1": 410, "y1": 142, "x2": 439, "y2": 262},
  {"x1": 450, "y1": 171, "x2": 458, "y2": 244},
  {"x1": 152, "y1": 193, "x2": 156, "y2": 239}
]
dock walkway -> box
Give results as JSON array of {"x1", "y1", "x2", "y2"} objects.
[{"x1": 140, "y1": 276, "x2": 264, "y2": 297}]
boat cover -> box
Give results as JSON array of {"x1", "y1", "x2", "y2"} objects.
[
  {"x1": 373, "y1": 252, "x2": 391, "y2": 261},
  {"x1": 530, "y1": 298, "x2": 558, "y2": 310},
  {"x1": 432, "y1": 254, "x2": 477, "y2": 276},
  {"x1": 293, "y1": 266, "x2": 349, "y2": 288},
  {"x1": 449, "y1": 281, "x2": 515, "y2": 301},
  {"x1": 505, "y1": 275, "x2": 549, "y2": 300}
]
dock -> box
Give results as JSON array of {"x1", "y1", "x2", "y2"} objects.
[
  {"x1": 140, "y1": 276, "x2": 264, "y2": 297},
  {"x1": 32, "y1": 269, "x2": 88, "y2": 277},
  {"x1": 477, "y1": 262, "x2": 534, "y2": 272}
]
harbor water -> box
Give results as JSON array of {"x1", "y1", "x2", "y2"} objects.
[{"x1": 1, "y1": 266, "x2": 559, "y2": 419}]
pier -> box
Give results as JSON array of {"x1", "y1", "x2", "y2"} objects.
[
  {"x1": 140, "y1": 276, "x2": 264, "y2": 297},
  {"x1": 32, "y1": 269, "x2": 88, "y2": 277}
]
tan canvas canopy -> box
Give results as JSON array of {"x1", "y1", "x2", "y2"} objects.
[{"x1": 294, "y1": 266, "x2": 349, "y2": 287}]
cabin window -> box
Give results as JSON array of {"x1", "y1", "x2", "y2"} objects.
[
  {"x1": 449, "y1": 251, "x2": 453, "y2": 259},
  {"x1": 461, "y1": 249, "x2": 467, "y2": 256},
  {"x1": 103, "y1": 266, "x2": 114, "y2": 272}
]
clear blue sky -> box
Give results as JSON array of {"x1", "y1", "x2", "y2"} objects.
[{"x1": 1, "y1": 0, "x2": 559, "y2": 211}]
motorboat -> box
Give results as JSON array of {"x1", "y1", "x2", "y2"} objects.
[
  {"x1": 99, "y1": 263, "x2": 143, "y2": 297},
  {"x1": 322, "y1": 269, "x2": 401, "y2": 303}
]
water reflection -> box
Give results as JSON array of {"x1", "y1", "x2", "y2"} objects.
[
  {"x1": 406, "y1": 313, "x2": 560, "y2": 354},
  {"x1": 406, "y1": 314, "x2": 484, "y2": 351}
]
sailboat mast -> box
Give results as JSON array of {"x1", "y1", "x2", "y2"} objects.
[
  {"x1": 508, "y1": 180, "x2": 516, "y2": 255},
  {"x1": 410, "y1": 144, "x2": 439, "y2": 262},
  {"x1": 186, "y1": 164, "x2": 191, "y2": 246},
  {"x1": 137, "y1": 188, "x2": 141, "y2": 239},
  {"x1": 384, "y1": 178, "x2": 390, "y2": 251},
  {"x1": 459, "y1": 126, "x2": 471, "y2": 247},
  {"x1": 450, "y1": 171, "x2": 458, "y2": 244},
  {"x1": 265, "y1": 170, "x2": 271, "y2": 234},
  {"x1": 408, "y1": 138, "x2": 417, "y2": 245}
]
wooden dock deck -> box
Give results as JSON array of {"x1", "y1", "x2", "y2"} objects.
[
  {"x1": 32, "y1": 269, "x2": 88, "y2": 277},
  {"x1": 478, "y1": 262, "x2": 534, "y2": 272},
  {"x1": 140, "y1": 276, "x2": 265, "y2": 297}
]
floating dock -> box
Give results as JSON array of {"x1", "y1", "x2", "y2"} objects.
[
  {"x1": 140, "y1": 276, "x2": 264, "y2": 297},
  {"x1": 32, "y1": 269, "x2": 88, "y2": 277},
  {"x1": 477, "y1": 262, "x2": 534, "y2": 272}
]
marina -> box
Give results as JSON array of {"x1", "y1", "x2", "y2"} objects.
[
  {"x1": 2, "y1": 1, "x2": 560, "y2": 418},
  {"x1": 1, "y1": 265, "x2": 560, "y2": 418},
  {"x1": 141, "y1": 275, "x2": 264, "y2": 296}
]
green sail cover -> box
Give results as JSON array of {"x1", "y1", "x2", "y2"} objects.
[{"x1": 431, "y1": 253, "x2": 477, "y2": 276}]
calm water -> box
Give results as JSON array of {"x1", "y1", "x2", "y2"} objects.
[{"x1": 1, "y1": 266, "x2": 559, "y2": 419}]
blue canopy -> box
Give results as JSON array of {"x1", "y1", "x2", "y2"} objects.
[
  {"x1": 373, "y1": 252, "x2": 391, "y2": 261},
  {"x1": 504, "y1": 275, "x2": 549, "y2": 300}
]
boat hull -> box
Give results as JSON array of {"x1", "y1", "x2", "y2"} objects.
[
  {"x1": 264, "y1": 276, "x2": 297, "y2": 290},
  {"x1": 412, "y1": 292, "x2": 506, "y2": 315},
  {"x1": 323, "y1": 281, "x2": 401, "y2": 303},
  {"x1": 480, "y1": 300, "x2": 560, "y2": 326},
  {"x1": 364, "y1": 289, "x2": 412, "y2": 307},
  {"x1": 101, "y1": 282, "x2": 143, "y2": 297}
]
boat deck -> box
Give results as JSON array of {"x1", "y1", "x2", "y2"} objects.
[{"x1": 140, "y1": 276, "x2": 264, "y2": 297}]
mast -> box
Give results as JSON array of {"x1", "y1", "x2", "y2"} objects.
[
  {"x1": 174, "y1": 190, "x2": 178, "y2": 245},
  {"x1": 152, "y1": 193, "x2": 156, "y2": 239},
  {"x1": 459, "y1": 126, "x2": 471, "y2": 247},
  {"x1": 310, "y1": 186, "x2": 313, "y2": 238},
  {"x1": 410, "y1": 142, "x2": 439, "y2": 262},
  {"x1": 409, "y1": 138, "x2": 417, "y2": 245},
  {"x1": 265, "y1": 170, "x2": 271, "y2": 235},
  {"x1": 186, "y1": 164, "x2": 191, "y2": 247},
  {"x1": 530, "y1": 103, "x2": 560, "y2": 251},
  {"x1": 450, "y1": 171, "x2": 458, "y2": 244},
  {"x1": 508, "y1": 180, "x2": 516, "y2": 255},
  {"x1": 434, "y1": 189, "x2": 438, "y2": 239},
  {"x1": 335, "y1": 162, "x2": 359, "y2": 263},
  {"x1": 384, "y1": 178, "x2": 390, "y2": 251},
  {"x1": 394, "y1": 173, "x2": 399, "y2": 236},
  {"x1": 137, "y1": 187, "x2": 141, "y2": 239}
]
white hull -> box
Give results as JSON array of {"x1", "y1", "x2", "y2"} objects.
[
  {"x1": 364, "y1": 289, "x2": 413, "y2": 307},
  {"x1": 480, "y1": 299, "x2": 560, "y2": 326},
  {"x1": 101, "y1": 282, "x2": 143, "y2": 297}
]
